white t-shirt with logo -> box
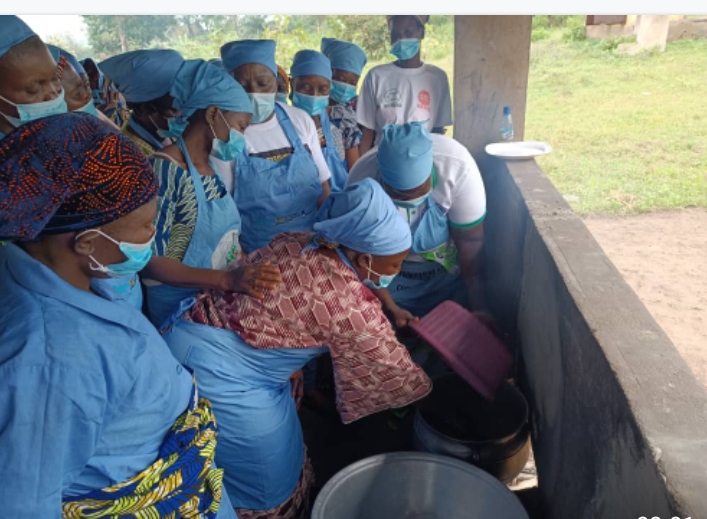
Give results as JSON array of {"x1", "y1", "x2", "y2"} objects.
[{"x1": 356, "y1": 63, "x2": 453, "y2": 146}]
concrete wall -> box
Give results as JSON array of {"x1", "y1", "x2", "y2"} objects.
[
  {"x1": 454, "y1": 16, "x2": 532, "y2": 159},
  {"x1": 479, "y1": 157, "x2": 707, "y2": 518}
]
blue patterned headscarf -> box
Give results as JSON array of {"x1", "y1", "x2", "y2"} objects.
[{"x1": 0, "y1": 113, "x2": 157, "y2": 240}]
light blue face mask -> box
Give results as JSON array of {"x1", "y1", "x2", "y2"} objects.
[
  {"x1": 75, "y1": 98, "x2": 99, "y2": 118},
  {"x1": 210, "y1": 110, "x2": 246, "y2": 161},
  {"x1": 291, "y1": 92, "x2": 330, "y2": 117},
  {"x1": 276, "y1": 93, "x2": 289, "y2": 105},
  {"x1": 335, "y1": 247, "x2": 396, "y2": 290},
  {"x1": 363, "y1": 257, "x2": 396, "y2": 290},
  {"x1": 156, "y1": 117, "x2": 188, "y2": 140},
  {"x1": 248, "y1": 93, "x2": 276, "y2": 124},
  {"x1": 76, "y1": 229, "x2": 154, "y2": 279},
  {"x1": 393, "y1": 190, "x2": 431, "y2": 210},
  {"x1": 330, "y1": 80, "x2": 357, "y2": 104},
  {"x1": 0, "y1": 88, "x2": 69, "y2": 127},
  {"x1": 390, "y1": 39, "x2": 421, "y2": 61}
]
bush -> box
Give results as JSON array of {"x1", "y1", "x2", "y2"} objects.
[
  {"x1": 599, "y1": 35, "x2": 636, "y2": 52},
  {"x1": 532, "y1": 27, "x2": 550, "y2": 42},
  {"x1": 563, "y1": 26, "x2": 587, "y2": 42}
]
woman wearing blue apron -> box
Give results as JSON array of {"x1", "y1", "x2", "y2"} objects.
[
  {"x1": 289, "y1": 49, "x2": 349, "y2": 193},
  {"x1": 220, "y1": 39, "x2": 333, "y2": 254},
  {"x1": 95, "y1": 49, "x2": 186, "y2": 309},
  {"x1": 346, "y1": 122, "x2": 487, "y2": 373},
  {"x1": 321, "y1": 37, "x2": 368, "y2": 171},
  {"x1": 161, "y1": 180, "x2": 431, "y2": 519},
  {"x1": 139, "y1": 59, "x2": 281, "y2": 327}
]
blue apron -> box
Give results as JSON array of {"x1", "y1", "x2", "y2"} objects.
[
  {"x1": 391, "y1": 196, "x2": 465, "y2": 318},
  {"x1": 319, "y1": 108, "x2": 348, "y2": 193},
  {"x1": 146, "y1": 139, "x2": 242, "y2": 328},
  {"x1": 235, "y1": 104, "x2": 323, "y2": 254},
  {"x1": 127, "y1": 115, "x2": 165, "y2": 151},
  {"x1": 162, "y1": 313, "x2": 327, "y2": 510}
]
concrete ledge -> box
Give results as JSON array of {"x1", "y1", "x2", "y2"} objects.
[{"x1": 479, "y1": 157, "x2": 707, "y2": 518}]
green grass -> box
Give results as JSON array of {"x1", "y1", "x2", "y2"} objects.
[{"x1": 526, "y1": 35, "x2": 707, "y2": 216}]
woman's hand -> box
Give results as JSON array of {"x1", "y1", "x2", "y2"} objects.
[
  {"x1": 290, "y1": 370, "x2": 304, "y2": 409},
  {"x1": 388, "y1": 304, "x2": 419, "y2": 328},
  {"x1": 221, "y1": 261, "x2": 282, "y2": 298}
]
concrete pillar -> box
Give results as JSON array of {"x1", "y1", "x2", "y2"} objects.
[
  {"x1": 453, "y1": 16, "x2": 532, "y2": 161},
  {"x1": 635, "y1": 15, "x2": 671, "y2": 52}
]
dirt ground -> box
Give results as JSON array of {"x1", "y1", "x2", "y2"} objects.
[{"x1": 585, "y1": 209, "x2": 707, "y2": 387}]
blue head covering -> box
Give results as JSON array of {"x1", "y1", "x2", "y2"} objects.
[
  {"x1": 378, "y1": 122, "x2": 434, "y2": 191},
  {"x1": 171, "y1": 59, "x2": 252, "y2": 128},
  {"x1": 220, "y1": 39, "x2": 277, "y2": 77},
  {"x1": 314, "y1": 178, "x2": 411, "y2": 256},
  {"x1": 320, "y1": 38, "x2": 367, "y2": 77},
  {"x1": 0, "y1": 15, "x2": 37, "y2": 60},
  {"x1": 208, "y1": 58, "x2": 224, "y2": 70},
  {"x1": 46, "y1": 44, "x2": 85, "y2": 75},
  {"x1": 290, "y1": 50, "x2": 332, "y2": 81},
  {"x1": 99, "y1": 49, "x2": 184, "y2": 103},
  {"x1": 0, "y1": 113, "x2": 157, "y2": 240}
]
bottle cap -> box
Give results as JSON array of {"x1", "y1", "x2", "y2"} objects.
[{"x1": 503, "y1": 106, "x2": 511, "y2": 115}]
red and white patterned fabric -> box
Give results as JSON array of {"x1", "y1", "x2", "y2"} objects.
[{"x1": 185, "y1": 232, "x2": 432, "y2": 423}]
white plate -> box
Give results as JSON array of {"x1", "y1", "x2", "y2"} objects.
[{"x1": 485, "y1": 141, "x2": 553, "y2": 160}]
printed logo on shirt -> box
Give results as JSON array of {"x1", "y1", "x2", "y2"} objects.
[
  {"x1": 250, "y1": 146, "x2": 294, "y2": 163},
  {"x1": 417, "y1": 90, "x2": 431, "y2": 111},
  {"x1": 382, "y1": 88, "x2": 403, "y2": 109}
]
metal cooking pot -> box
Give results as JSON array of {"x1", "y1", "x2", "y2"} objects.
[{"x1": 413, "y1": 375, "x2": 531, "y2": 483}]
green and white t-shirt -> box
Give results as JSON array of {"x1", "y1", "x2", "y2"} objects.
[{"x1": 346, "y1": 133, "x2": 486, "y2": 267}]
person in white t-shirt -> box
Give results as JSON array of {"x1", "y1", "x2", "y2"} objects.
[
  {"x1": 357, "y1": 15, "x2": 453, "y2": 155},
  {"x1": 220, "y1": 39, "x2": 332, "y2": 254},
  {"x1": 347, "y1": 122, "x2": 485, "y2": 327}
]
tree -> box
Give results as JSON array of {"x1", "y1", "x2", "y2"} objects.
[
  {"x1": 331, "y1": 16, "x2": 390, "y2": 61},
  {"x1": 81, "y1": 15, "x2": 178, "y2": 58},
  {"x1": 45, "y1": 33, "x2": 93, "y2": 60}
]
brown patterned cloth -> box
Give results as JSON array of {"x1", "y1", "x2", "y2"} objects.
[
  {"x1": 184, "y1": 232, "x2": 432, "y2": 424},
  {"x1": 236, "y1": 454, "x2": 315, "y2": 519}
]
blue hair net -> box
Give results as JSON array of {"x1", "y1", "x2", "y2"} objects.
[
  {"x1": 290, "y1": 50, "x2": 332, "y2": 81},
  {"x1": 171, "y1": 59, "x2": 252, "y2": 129},
  {"x1": 377, "y1": 122, "x2": 434, "y2": 191},
  {"x1": 321, "y1": 38, "x2": 367, "y2": 76},
  {"x1": 314, "y1": 178, "x2": 411, "y2": 256},
  {"x1": 0, "y1": 16, "x2": 36, "y2": 60},
  {"x1": 99, "y1": 49, "x2": 184, "y2": 103},
  {"x1": 220, "y1": 39, "x2": 277, "y2": 77},
  {"x1": 46, "y1": 44, "x2": 85, "y2": 75}
]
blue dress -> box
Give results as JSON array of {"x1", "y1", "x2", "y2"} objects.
[
  {"x1": 0, "y1": 243, "x2": 237, "y2": 519},
  {"x1": 163, "y1": 314, "x2": 327, "y2": 510}
]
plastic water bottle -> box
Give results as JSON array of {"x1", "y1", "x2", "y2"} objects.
[{"x1": 500, "y1": 106, "x2": 514, "y2": 141}]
